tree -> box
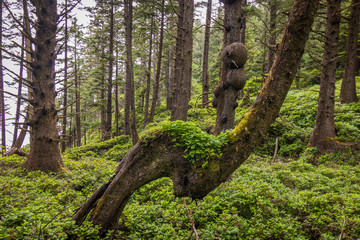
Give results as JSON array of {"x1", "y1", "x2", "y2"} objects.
[
  {"x1": 104, "y1": 0, "x2": 115, "y2": 140},
  {"x1": 148, "y1": 0, "x2": 165, "y2": 124},
  {"x1": 73, "y1": 0, "x2": 319, "y2": 235},
  {"x1": 339, "y1": 0, "x2": 360, "y2": 103},
  {"x1": 201, "y1": 0, "x2": 212, "y2": 108},
  {"x1": 123, "y1": 0, "x2": 139, "y2": 144},
  {"x1": 213, "y1": 0, "x2": 247, "y2": 135},
  {"x1": 309, "y1": 0, "x2": 341, "y2": 153},
  {"x1": 0, "y1": 0, "x2": 6, "y2": 152},
  {"x1": 170, "y1": 0, "x2": 194, "y2": 121},
  {"x1": 23, "y1": 0, "x2": 67, "y2": 171},
  {"x1": 61, "y1": 0, "x2": 69, "y2": 152}
]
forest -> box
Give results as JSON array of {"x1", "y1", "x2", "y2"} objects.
[{"x1": 0, "y1": 0, "x2": 360, "y2": 239}]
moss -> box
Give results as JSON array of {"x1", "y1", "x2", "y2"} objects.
[
  {"x1": 228, "y1": 111, "x2": 251, "y2": 143},
  {"x1": 161, "y1": 121, "x2": 228, "y2": 167}
]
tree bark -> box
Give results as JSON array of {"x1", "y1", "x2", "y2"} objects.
[
  {"x1": 124, "y1": 0, "x2": 138, "y2": 144},
  {"x1": 74, "y1": 37, "x2": 81, "y2": 147},
  {"x1": 73, "y1": 0, "x2": 319, "y2": 235},
  {"x1": 12, "y1": 35, "x2": 25, "y2": 147},
  {"x1": 0, "y1": 0, "x2": 6, "y2": 152},
  {"x1": 267, "y1": 0, "x2": 277, "y2": 72},
  {"x1": 104, "y1": 0, "x2": 115, "y2": 140},
  {"x1": 100, "y1": 47, "x2": 107, "y2": 140},
  {"x1": 166, "y1": 45, "x2": 175, "y2": 110},
  {"x1": 309, "y1": 0, "x2": 341, "y2": 153},
  {"x1": 201, "y1": 0, "x2": 212, "y2": 108},
  {"x1": 339, "y1": 0, "x2": 359, "y2": 103},
  {"x1": 144, "y1": 17, "x2": 154, "y2": 126},
  {"x1": 213, "y1": 0, "x2": 247, "y2": 135},
  {"x1": 61, "y1": 0, "x2": 68, "y2": 152},
  {"x1": 170, "y1": 0, "x2": 194, "y2": 121},
  {"x1": 148, "y1": 0, "x2": 165, "y2": 124},
  {"x1": 23, "y1": 0, "x2": 67, "y2": 172},
  {"x1": 114, "y1": 49, "x2": 120, "y2": 136}
]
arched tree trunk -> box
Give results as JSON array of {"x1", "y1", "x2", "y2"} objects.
[
  {"x1": 73, "y1": 0, "x2": 319, "y2": 236},
  {"x1": 309, "y1": 0, "x2": 341, "y2": 153},
  {"x1": 339, "y1": 0, "x2": 359, "y2": 103}
]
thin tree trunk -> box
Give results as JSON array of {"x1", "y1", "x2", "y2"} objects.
[
  {"x1": 104, "y1": 0, "x2": 115, "y2": 140},
  {"x1": 100, "y1": 47, "x2": 107, "y2": 140},
  {"x1": 73, "y1": 0, "x2": 319, "y2": 235},
  {"x1": 144, "y1": 17, "x2": 154, "y2": 125},
  {"x1": 309, "y1": 0, "x2": 341, "y2": 153},
  {"x1": 124, "y1": 0, "x2": 138, "y2": 144},
  {"x1": 170, "y1": 0, "x2": 194, "y2": 121},
  {"x1": 74, "y1": 38, "x2": 81, "y2": 147},
  {"x1": 202, "y1": 0, "x2": 212, "y2": 108},
  {"x1": 61, "y1": 0, "x2": 68, "y2": 152},
  {"x1": 148, "y1": 0, "x2": 165, "y2": 124},
  {"x1": 267, "y1": 0, "x2": 277, "y2": 72},
  {"x1": 114, "y1": 49, "x2": 120, "y2": 136},
  {"x1": 24, "y1": 0, "x2": 67, "y2": 172},
  {"x1": 0, "y1": 0, "x2": 6, "y2": 152},
  {"x1": 339, "y1": 0, "x2": 359, "y2": 103},
  {"x1": 12, "y1": 35, "x2": 25, "y2": 147},
  {"x1": 167, "y1": 45, "x2": 174, "y2": 110}
]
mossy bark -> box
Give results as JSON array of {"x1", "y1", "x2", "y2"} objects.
[{"x1": 73, "y1": 0, "x2": 319, "y2": 235}]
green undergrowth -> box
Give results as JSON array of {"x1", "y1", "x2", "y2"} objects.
[
  {"x1": 117, "y1": 153, "x2": 360, "y2": 239},
  {"x1": 0, "y1": 155, "x2": 117, "y2": 239},
  {"x1": 1, "y1": 150, "x2": 360, "y2": 239},
  {"x1": 64, "y1": 135, "x2": 132, "y2": 161},
  {"x1": 255, "y1": 79, "x2": 360, "y2": 158}
]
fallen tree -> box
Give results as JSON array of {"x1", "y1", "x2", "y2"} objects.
[{"x1": 73, "y1": 0, "x2": 320, "y2": 236}]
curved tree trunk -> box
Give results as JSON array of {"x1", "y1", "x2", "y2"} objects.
[
  {"x1": 339, "y1": 0, "x2": 359, "y2": 104},
  {"x1": 73, "y1": 0, "x2": 319, "y2": 235},
  {"x1": 309, "y1": 0, "x2": 341, "y2": 153}
]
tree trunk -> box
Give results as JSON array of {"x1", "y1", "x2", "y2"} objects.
[
  {"x1": 339, "y1": 0, "x2": 359, "y2": 103},
  {"x1": 201, "y1": 0, "x2": 212, "y2": 108},
  {"x1": 114, "y1": 49, "x2": 120, "y2": 136},
  {"x1": 61, "y1": 0, "x2": 68, "y2": 152},
  {"x1": 0, "y1": 0, "x2": 6, "y2": 152},
  {"x1": 104, "y1": 0, "x2": 115, "y2": 140},
  {"x1": 124, "y1": 0, "x2": 139, "y2": 144},
  {"x1": 23, "y1": 0, "x2": 67, "y2": 172},
  {"x1": 74, "y1": 38, "x2": 81, "y2": 147},
  {"x1": 170, "y1": 0, "x2": 194, "y2": 121},
  {"x1": 100, "y1": 47, "x2": 107, "y2": 140},
  {"x1": 12, "y1": 35, "x2": 25, "y2": 147},
  {"x1": 73, "y1": 0, "x2": 319, "y2": 235},
  {"x1": 166, "y1": 45, "x2": 175, "y2": 110},
  {"x1": 144, "y1": 17, "x2": 154, "y2": 126},
  {"x1": 267, "y1": 0, "x2": 277, "y2": 72},
  {"x1": 309, "y1": 0, "x2": 341, "y2": 153},
  {"x1": 213, "y1": 0, "x2": 247, "y2": 135},
  {"x1": 148, "y1": 0, "x2": 165, "y2": 124}
]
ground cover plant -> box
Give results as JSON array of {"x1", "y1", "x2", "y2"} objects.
[{"x1": 1, "y1": 80, "x2": 360, "y2": 239}]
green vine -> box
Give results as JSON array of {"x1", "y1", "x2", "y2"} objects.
[{"x1": 162, "y1": 121, "x2": 229, "y2": 167}]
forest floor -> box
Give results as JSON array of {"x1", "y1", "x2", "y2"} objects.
[{"x1": 1, "y1": 79, "x2": 360, "y2": 239}]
